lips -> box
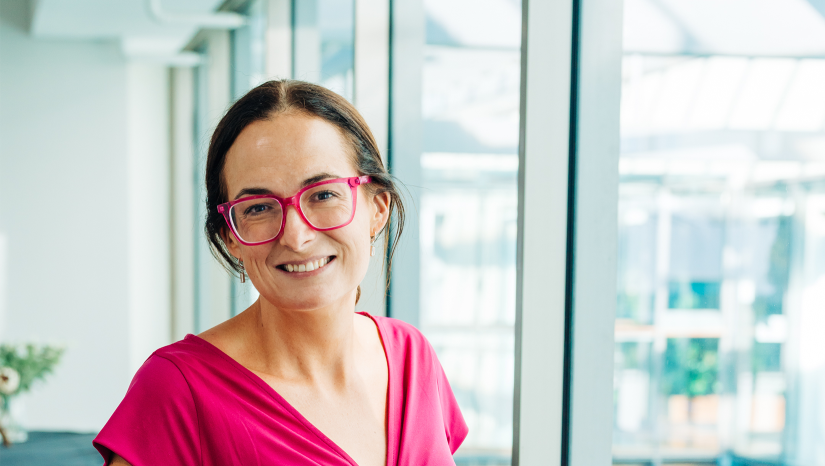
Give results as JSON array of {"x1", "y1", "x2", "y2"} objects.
[{"x1": 276, "y1": 256, "x2": 335, "y2": 273}]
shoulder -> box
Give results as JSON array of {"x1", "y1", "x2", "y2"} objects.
[
  {"x1": 153, "y1": 334, "x2": 216, "y2": 362},
  {"x1": 119, "y1": 348, "x2": 200, "y2": 413},
  {"x1": 128, "y1": 352, "x2": 188, "y2": 391},
  {"x1": 370, "y1": 314, "x2": 427, "y2": 342},
  {"x1": 366, "y1": 314, "x2": 442, "y2": 370},
  {"x1": 117, "y1": 336, "x2": 218, "y2": 412},
  {"x1": 95, "y1": 346, "x2": 203, "y2": 465},
  {"x1": 147, "y1": 335, "x2": 225, "y2": 377},
  {"x1": 369, "y1": 315, "x2": 433, "y2": 352}
]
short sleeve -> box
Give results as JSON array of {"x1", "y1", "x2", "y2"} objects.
[
  {"x1": 93, "y1": 355, "x2": 201, "y2": 466},
  {"x1": 435, "y1": 351, "x2": 469, "y2": 454}
]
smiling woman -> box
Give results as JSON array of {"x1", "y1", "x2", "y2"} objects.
[{"x1": 92, "y1": 80, "x2": 468, "y2": 466}]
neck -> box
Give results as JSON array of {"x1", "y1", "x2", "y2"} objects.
[{"x1": 249, "y1": 291, "x2": 360, "y2": 383}]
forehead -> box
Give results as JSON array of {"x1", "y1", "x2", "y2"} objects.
[{"x1": 223, "y1": 113, "x2": 356, "y2": 197}]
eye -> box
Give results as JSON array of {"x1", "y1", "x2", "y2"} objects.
[
  {"x1": 244, "y1": 203, "x2": 271, "y2": 215},
  {"x1": 313, "y1": 190, "x2": 338, "y2": 201}
]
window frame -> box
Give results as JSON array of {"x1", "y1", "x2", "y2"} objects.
[{"x1": 513, "y1": 0, "x2": 623, "y2": 462}]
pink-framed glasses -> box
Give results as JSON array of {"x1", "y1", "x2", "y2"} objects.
[{"x1": 217, "y1": 175, "x2": 372, "y2": 246}]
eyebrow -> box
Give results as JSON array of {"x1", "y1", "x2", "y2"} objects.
[
  {"x1": 233, "y1": 172, "x2": 341, "y2": 200},
  {"x1": 302, "y1": 172, "x2": 340, "y2": 187}
]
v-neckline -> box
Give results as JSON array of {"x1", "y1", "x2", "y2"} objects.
[{"x1": 186, "y1": 312, "x2": 396, "y2": 466}]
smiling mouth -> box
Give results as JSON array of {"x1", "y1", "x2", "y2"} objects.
[{"x1": 276, "y1": 256, "x2": 335, "y2": 273}]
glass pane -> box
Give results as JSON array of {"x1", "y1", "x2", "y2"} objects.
[
  {"x1": 231, "y1": 0, "x2": 266, "y2": 99},
  {"x1": 418, "y1": 0, "x2": 521, "y2": 463},
  {"x1": 300, "y1": 182, "x2": 354, "y2": 229},
  {"x1": 613, "y1": 2, "x2": 825, "y2": 464},
  {"x1": 293, "y1": 0, "x2": 355, "y2": 101},
  {"x1": 230, "y1": 198, "x2": 283, "y2": 243}
]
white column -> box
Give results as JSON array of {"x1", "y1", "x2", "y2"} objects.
[
  {"x1": 513, "y1": 0, "x2": 574, "y2": 461},
  {"x1": 513, "y1": 0, "x2": 623, "y2": 462},
  {"x1": 266, "y1": 0, "x2": 292, "y2": 79},
  {"x1": 126, "y1": 62, "x2": 172, "y2": 374},
  {"x1": 266, "y1": 0, "x2": 293, "y2": 79},
  {"x1": 204, "y1": 31, "x2": 233, "y2": 330},
  {"x1": 171, "y1": 66, "x2": 196, "y2": 341},
  {"x1": 567, "y1": 0, "x2": 623, "y2": 460}
]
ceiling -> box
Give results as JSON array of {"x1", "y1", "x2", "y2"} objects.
[
  {"x1": 30, "y1": 0, "x2": 231, "y2": 63},
  {"x1": 624, "y1": 0, "x2": 825, "y2": 57},
  {"x1": 29, "y1": 0, "x2": 825, "y2": 61}
]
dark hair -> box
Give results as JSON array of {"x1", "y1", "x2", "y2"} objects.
[{"x1": 204, "y1": 80, "x2": 405, "y2": 298}]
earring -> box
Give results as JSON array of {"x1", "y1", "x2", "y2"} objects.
[
  {"x1": 370, "y1": 235, "x2": 376, "y2": 257},
  {"x1": 239, "y1": 261, "x2": 246, "y2": 283}
]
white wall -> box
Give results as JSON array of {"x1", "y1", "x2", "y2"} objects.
[{"x1": 0, "y1": 1, "x2": 171, "y2": 431}]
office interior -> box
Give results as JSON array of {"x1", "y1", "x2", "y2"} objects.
[{"x1": 0, "y1": 0, "x2": 824, "y2": 464}]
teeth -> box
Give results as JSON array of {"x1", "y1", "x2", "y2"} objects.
[{"x1": 284, "y1": 257, "x2": 331, "y2": 273}]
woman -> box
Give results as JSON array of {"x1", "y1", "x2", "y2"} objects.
[{"x1": 93, "y1": 80, "x2": 468, "y2": 466}]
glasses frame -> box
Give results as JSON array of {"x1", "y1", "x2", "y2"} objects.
[{"x1": 217, "y1": 175, "x2": 372, "y2": 246}]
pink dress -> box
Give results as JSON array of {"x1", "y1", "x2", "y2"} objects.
[{"x1": 93, "y1": 313, "x2": 468, "y2": 465}]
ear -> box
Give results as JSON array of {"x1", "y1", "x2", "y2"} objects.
[
  {"x1": 221, "y1": 226, "x2": 243, "y2": 260},
  {"x1": 369, "y1": 191, "x2": 391, "y2": 236}
]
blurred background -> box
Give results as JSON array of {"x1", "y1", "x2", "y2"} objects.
[
  {"x1": 0, "y1": 0, "x2": 823, "y2": 465},
  {"x1": 0, "y1": 0, "x2": 520, "y2": 464},
  {"x1": 614, "y1": 0, "x2": 825, "y2": 465}
]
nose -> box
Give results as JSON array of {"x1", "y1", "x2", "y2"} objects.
[{"x1": 278, "y1": 204, "x2": 316, "y2": 251}]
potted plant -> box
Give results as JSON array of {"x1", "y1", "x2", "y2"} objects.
[{"x1": 0, "y1": 344, "x2": 64, "y2": 446}]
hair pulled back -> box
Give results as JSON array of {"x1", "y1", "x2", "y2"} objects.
[{"x1": 204, "y1": 80, "x2": 405, "y2": 293}]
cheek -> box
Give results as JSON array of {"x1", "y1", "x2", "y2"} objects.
[
  {"x1": 336, "y1": 224, "x2": 371, "y2": 265},
  {"x1": 241, "y1": 244, "x2": 278, "y2": 277},
  {"x1": 335, "y1": 214, "x2": 372, "y2": 273},
  {"x1": 243, "y1": 239, "x2": 272, "y2": 257}
]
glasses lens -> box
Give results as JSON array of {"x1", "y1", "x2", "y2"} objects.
[
  {"x1": 300, "y1": 182, "x2": 354, "y2": 229},
  {"x1": 229, "y1": 198, "x2": 283, "y2": 243}
]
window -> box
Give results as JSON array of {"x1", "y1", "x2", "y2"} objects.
[
  {"x1": 613, "y1": 1, "x2": 825, "y2": 463},
  {"x1": 293, "y1": 0, "x2": 355, "y2": 101},
  {"x1": 390, "y1": 0, "x2": 522, "y2": 462}
]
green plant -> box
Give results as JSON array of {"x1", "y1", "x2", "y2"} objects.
[
  {"x1": 663, "y1": 338, "x2": 719, "y2": 397},
  {"x1": 0, "y1": 344, "x2": 63, "y2": 446}
]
